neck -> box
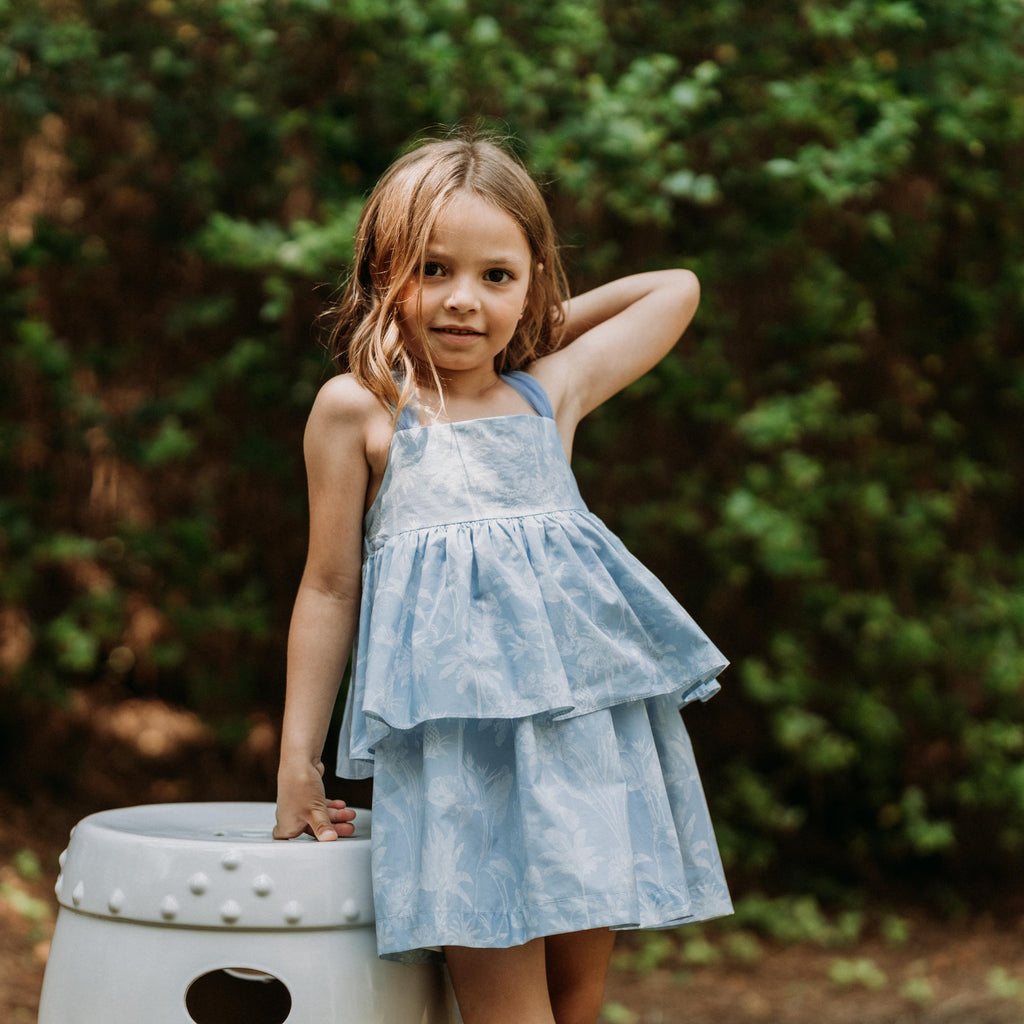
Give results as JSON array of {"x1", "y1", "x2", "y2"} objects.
[{"x1": 416, "y1": 365, "x2": 503, "y2": 401}]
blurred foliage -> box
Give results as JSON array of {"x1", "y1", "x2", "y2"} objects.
[{"x1": 1, "y1": 0, "x2": 1023, "y2": 901}]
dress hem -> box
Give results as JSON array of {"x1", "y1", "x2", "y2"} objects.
[{"x1": 376, "y1": 892, "x2": 736, "y2": 963}]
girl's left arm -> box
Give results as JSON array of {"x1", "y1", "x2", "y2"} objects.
[{"x1": 534, "y1": 269, "x2": 700, "y2": 427}]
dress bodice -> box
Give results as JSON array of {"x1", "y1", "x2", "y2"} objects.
[{"x1": 364, "y1": 414, "x2": 587, "y2": 551}]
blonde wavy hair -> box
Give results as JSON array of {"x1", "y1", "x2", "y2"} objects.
[{"x1": 323, "y1": 135, "x2": 569, "y2": 415}]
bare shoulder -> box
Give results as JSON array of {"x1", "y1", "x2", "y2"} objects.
[
  {"x1": 305, "y1": 374, "x2": 394, "y2": 493},
  {"x1": 520, "y1": 358, "x2": 581, "y2": 457},
  {"x1": 526, "y1": 339, "x2": 603, "y2": 430},
  {"x1": 522, "y1": 359, "x2": 564, "y2": 414},
  {"x1": 308, "y1": 373, "x2": 383, "y2": 425},
  {"x1": 307, "y1": 374, "x2": 387, "y2": 438}
]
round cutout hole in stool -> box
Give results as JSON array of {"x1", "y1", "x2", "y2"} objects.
[{"x1": 185, "y1": 967, "x2": 291, "y2": 1023}]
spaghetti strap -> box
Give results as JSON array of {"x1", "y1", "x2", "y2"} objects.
[
  {"x1": 502, "y1": 370, "x2": 554, "y2": 419},
  {"x1": 395, "y1": 403, "x2": 419, "y2": 431}
]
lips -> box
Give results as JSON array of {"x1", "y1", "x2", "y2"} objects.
[{"x1": 432, "y1": 326, "x2": 482, "y2": 336}]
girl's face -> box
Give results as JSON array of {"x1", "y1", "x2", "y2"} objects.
[{"x1": 398, "y1": 191, "x2": 533, "y2": 377}]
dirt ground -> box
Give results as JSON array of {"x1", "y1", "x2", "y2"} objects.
[
  {"x1": 603, "y1": 919, "x2": 1024, "y2": 1024},
  {"x1": 3, "y1": 697, "x2": 1024, "y2": 1023}
]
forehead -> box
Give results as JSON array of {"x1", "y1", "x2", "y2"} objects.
[{"x1": 426, "y1": 192, "x2": 531, "y2": 262}]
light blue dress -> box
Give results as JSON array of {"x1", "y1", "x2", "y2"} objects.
[{"x1": 336, "y1": 371, "x2": 732, "y2": 962}]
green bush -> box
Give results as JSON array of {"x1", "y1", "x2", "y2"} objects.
[{"x1": 1, "y1": 0, "x2": 1023, "y2": 898}]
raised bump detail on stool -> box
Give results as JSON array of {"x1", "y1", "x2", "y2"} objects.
[
  {"x1": 221, "y1": 849, "x2": 242, "y2": 871},
  {"x1": 108, "y1": 889, "x2": 125, "y2": 914},
  {"x1": 282, "y1": 900, "x2": 303, "y2": 925},
  {"x1": 159, "y1": 895, "x2": 179, "y2": 921},
  {"x1": 188, "y1": 872, "x2": 209, "y2": 896},
  {"x1": 220, "y1": 899, "x2": 242, "y2": 924},
  {"x1": 71, "y1": 881, "x2": 84, "y2": 907},
  {"x1": 342, "y1": 898, "x2": 360, "y2": 923},
  {"x1": 252, "y1": 873, "x2": 273, "y2": 897}
]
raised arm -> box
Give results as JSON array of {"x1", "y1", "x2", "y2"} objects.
[
  {"x1": 534, "y1": 269, "x2": 700, "y2": 429},
  {"x1": 274, "y1": 376, "x2": 374, "y2": 841}
]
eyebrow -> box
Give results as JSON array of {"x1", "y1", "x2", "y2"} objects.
[{"x1": 424, "y1": 248, "x2": 529, "y2": 265}]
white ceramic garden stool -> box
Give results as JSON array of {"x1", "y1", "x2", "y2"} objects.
[{"x1": 38, "y1": 802, "x2": 460, "y2": 1024}]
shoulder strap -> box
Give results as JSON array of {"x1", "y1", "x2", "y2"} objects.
[
  {"x1": 394, "y1": 402, "x2": 419, "y2": 431},
  {"x1": 502, "y1": 370, "x2": 554, "y2": 419},
  {"x1": 391, "y1": 369, "x2": 420, "y2": 431}
]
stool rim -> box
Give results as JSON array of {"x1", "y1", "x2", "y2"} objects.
[
  {"x1": 73, "y1": 801, "x2": 371, "y2": 847},
  {"x1": 55, "y1": 801, "x2": 375, "y2": 930}
]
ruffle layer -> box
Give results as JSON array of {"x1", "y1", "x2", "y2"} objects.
[
  {"x1": 337, "y1": 509, "x2": 727, "y2": 778},
  {"x1": 369, "y1": 693, "x2": 733, "y2": 961}
]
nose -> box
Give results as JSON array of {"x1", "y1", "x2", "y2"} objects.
[{"x1": 444, "y1": 275, "x2": 479, "y2": 312}]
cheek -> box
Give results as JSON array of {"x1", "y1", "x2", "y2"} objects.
[
  {"x1": 396, "y1": 282, "x2": 426, "y2": 328},
  {"x1": 397, "y1": 279, "x2": 417, "y2": 310},
  {"x1": 393, "y1": 284, "x2": 427, "y2": 353},
  {"x1": 514, "y1": 283, "x2": 535, "y2": 321}
]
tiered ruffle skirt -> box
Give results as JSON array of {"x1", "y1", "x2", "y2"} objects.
[{"x1": 337, "y1": 499, "x2": 732, "y2": 961}]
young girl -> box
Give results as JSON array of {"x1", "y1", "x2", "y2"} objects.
[{"x1": 274, "y1": 136, "x2": 731, "y2": 1024}]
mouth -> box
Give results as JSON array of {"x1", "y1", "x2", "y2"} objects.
[
  {"x1": 429, "y1": 326, "x2": 485, "y2": 347},
  {"x1": 432, "y1": 326, "x2": 482, "y2": 336}
]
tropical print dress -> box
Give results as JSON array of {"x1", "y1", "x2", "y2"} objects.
[{"x1": 336, "y1": 370, "x2": 732, "y2": 962}]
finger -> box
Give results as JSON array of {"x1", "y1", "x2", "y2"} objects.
[
  {"x1": 273, "y1": 820, "x2": 303, "y2": 840},
  {"x1": 332, "y1": 817, "x2": 356, "y2": 836},
  {"x1": 307, "y1": 808, "x2": 339, "y2": 842}
]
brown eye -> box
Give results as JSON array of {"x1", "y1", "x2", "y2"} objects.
[{"x1": 484, "y1": 269, "x2": 512, "y2": 284}]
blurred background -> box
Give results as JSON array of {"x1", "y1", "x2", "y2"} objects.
[{"x1": 2, "y1": 1, "x2": 1023, "y2": 1020}]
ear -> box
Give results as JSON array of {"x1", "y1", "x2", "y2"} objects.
[{"x1": 520, "y1": 262, "x2": 544, "y2": 321}]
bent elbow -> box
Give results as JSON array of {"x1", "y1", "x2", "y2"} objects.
[
  {"x1": 665, "y1": 268, "x2": 700, "y2": 333},
  {"x1": 673, "y1": 267, "x2": 700, "y2": 306},
  {"x1": 302, "y1": 569, "x2": 362, "y2": 607}
]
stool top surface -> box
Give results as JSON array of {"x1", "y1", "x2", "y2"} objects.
[
  {"x1": 83, "y1": 802, "x2": 362, "y2": 845},
  {"x1": 56, "y1": 802, "x2": 374, "y2": 930}
]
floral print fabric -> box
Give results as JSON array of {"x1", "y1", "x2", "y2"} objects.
[{"x1": 335, "y1": 371, "x2": 732, "y2": 961}]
